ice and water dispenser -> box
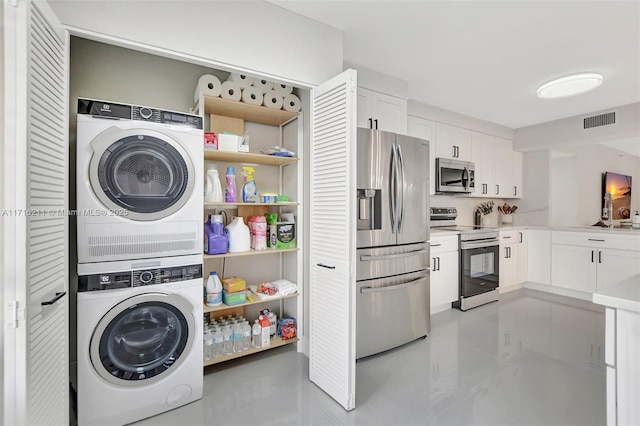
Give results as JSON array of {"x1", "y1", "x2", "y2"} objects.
[{"x1": 357, "y1": 188, "x2": 381, "y2": 231}]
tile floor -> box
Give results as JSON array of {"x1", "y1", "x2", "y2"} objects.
[{"x1": 133, "y1": 289, "x2": 606, "y2": 425}]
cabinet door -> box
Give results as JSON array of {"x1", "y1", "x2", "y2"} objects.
[
  {"x1": 551, "y1": 244, "x2": 597, "y2": 293},
  {"x1": 310, "y1": 69, "x2": 357, "y2": 411},
  {"x1": 596, "y1": 248, "x2": 640, "y2": 290},
  {"x1": 511, "y1": 151, "x2": 523, "y2": 199},
  {"x1": 499, "y1": 244, "x2": 518, "y2": 291},
  {"x1": 491, "y1": 139, "x2": 513, "y2": 197},
  {"x1": 435, "y1": 123, "x2": 471, "y2": 161},
  {"x1": 527, "y1": 229, "x2": 550, "y2": 285},
  {"x1": 407, "y1": 116, "x2": 436, "y2": 195},
  {"x1": 471, "y1": 131, "x2": 493, "y2": 197},
  {"x1": 516, "y1": 231, "x2": 528, "y2": 284},
  {"x1": 357, "y1": 88, "x2": 373, "y2": 129},
  {"x1": 430, "y1": 250, "x2": 458, "y2": 308},
  {"x1": 371, "y1": 91, "x2": 407, "y2": 134}
]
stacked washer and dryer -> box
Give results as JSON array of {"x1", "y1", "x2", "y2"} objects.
[{"x1": 75, "y1": 98, "x2": 204, "y2": 425}]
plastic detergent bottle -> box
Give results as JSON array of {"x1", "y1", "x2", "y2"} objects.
[
  {"x1": 206, "y1": 214, "x2": 227, "y2": 255},
  {"x1": 204, "y1": 163, "x2": 223, "y2": 203},
  {"x1": 241, "y1": 166, "x2": 257, "y2": 203},
  {"x1": 226, "y1": 217, "x2": 250, "y2": 252},
  {"x1": 225, "y1": 167, "x2": 237, "y2": 203},
  {"x1": 206, "y1": 272, "x2": 223, "y2": 307}
]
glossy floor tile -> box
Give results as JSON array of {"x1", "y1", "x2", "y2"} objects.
[{"x1": 133, "y1": 289, "x2": 606, "y2": 426}]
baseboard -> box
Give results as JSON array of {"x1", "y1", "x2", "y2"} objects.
[
  {"x1": 430, "y1": 303, "x2": 453, "y2": 315},
  {"x1": 523, "y1": 281, "x2": 593, "y2": 302},
  {"x1": 499, "y1": 283, "x2": 524, "y2": 295}
]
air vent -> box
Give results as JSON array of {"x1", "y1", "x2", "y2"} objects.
[{"x1": 583, "y1": 111, "x2": 616, "y2": 129}]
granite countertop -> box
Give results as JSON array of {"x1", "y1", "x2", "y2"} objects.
[{"x1": 593, "y1": 275, "x2": 640, "y2": 312}]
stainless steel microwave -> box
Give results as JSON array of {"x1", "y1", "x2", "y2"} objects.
[{"x1": 435, "y1": 158, "x2": 475, "y2": 194}]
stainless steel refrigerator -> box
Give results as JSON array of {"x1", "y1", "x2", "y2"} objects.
[{"x1": 356, "y1": 127, "x2": 430, "y2": 359}]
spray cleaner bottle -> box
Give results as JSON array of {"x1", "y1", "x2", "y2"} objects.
[{"x1": 242, "y1": 166, "x2": 258, "y2": 203}]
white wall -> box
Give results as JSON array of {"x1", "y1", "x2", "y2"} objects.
[{"x1": 48, "y1": 0, "x2": 343, "y2": 87}]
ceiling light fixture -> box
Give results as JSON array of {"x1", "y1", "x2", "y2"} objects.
[{"x1": 536, "y1": 73, "x2": 603, "y2": 99}]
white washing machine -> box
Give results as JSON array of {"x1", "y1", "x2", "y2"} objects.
[
  {"x1": 76, "y1": 255, "x2": 204, "y2": 426},
  {"x1": 76, "y1": 98, "x2": 203, "y2": 264}
]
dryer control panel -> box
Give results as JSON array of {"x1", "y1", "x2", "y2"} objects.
[
  {"x1": 77, "y1": 98, "x2": 203, "y2": 129},
  {"x1": 78, "y1": 264, "x2": 203, "y2": 292}
]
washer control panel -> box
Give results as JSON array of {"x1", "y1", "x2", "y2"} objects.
[
  {"x1": 77, "y1": 98, "x2": 203, "y2": 129},
  {"x1": 78, "y1": 263, "x2": 203, "y2": 292}
]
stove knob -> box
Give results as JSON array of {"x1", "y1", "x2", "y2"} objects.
[{"x1": 139, "y1": 271, "x2": 154, "y2": 283}]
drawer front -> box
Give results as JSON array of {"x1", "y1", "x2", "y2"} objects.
[
  {"x1": 430, "y1": 235, "x2": 458, "y2": 253},
  {"x1": 552, "y1": 231, "x2": 640, "y2": 251},
  {"x1": 500, "y1": 230, "x2": 518, "y2": 245},
  {"x1": 356, "y1": 243, "x2": 428, "y2": 281}
]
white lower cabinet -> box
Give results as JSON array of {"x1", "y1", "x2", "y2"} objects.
[
  {"x1": 430, "y1": 234, "x2": 459, "y2": 312},
  {"x1": 551, "y1": 231, "x2": 640, "y2": 294},
  {"x1": 499, "y1": 230, "x2": 527, "y2": 293},
  {"x1": 526, "y1": 229, "x2": 551, "y2": 285}
]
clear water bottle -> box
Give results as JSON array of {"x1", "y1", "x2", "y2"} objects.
[
  {"x1": 233, "y1": 322, "x2": 244, "y2": 353},
  {"x1": 213, "y1": 326, "x2": 223, "y2": 358},
  {"x1": 204, "y1": 328, "x2": 214, "y2": 361},
  {"x1": 252, "y1": 319, "x2": 262, "y2": 349},
  {"x1": 222, "y1": 324, "x2": 233, "y2": 355},
  {"x1": 242, "y1": 321, "x2": 251, "y2": 351}
]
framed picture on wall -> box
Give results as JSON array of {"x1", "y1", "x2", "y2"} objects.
[{"x1": 602, "y1": 171, "x2": 632, "y2": 219}]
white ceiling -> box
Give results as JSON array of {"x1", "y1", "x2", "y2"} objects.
[{"x1": 271, "y1": 0, "x2": 640, "y2": 129}]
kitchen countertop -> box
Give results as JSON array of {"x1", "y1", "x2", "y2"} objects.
[
  {"x1": 429, "y1": 228, "x2": 460, "y2": 236},
  {"x1": 593, "y1": 275, "x2": 640, "y2": 312}
]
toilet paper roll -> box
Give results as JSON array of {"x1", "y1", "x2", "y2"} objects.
[
  {"x1": 253, "y1": 78, "x2": 274, "y2": 93},
  {"x1": 193, "y1": 74, "x2": 222, "y2": 102},
  {"x1": 282, "y1": 94, "x2": 302, "y2": 112},
  {"x1": 262, "y1": 90, "x2": 284, "y2": 109},
  {"x1": 273, "y1": 83, "x2": 293, "y2": 96},
  {"x1": 221, "y1": 81, "x2": 242, "y2": 102},
  {"x1": 241, "y1": 86, "x2": 264, "y2": 106},
  {"x1": 228, "y1": 73, "x2": 254, "y2": 88}
]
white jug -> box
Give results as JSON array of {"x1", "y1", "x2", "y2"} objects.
[
  {"x1": 226, "y1": 217, "x2": 251, "y2": 252},
  {"x1": 204, "y1": 164, "x2": 223, "y2": 203}
]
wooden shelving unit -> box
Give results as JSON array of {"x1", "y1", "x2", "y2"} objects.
[
  {"x1": 203, "y1": 247, "x2": 298, "y2": 261},
  {"x1": 204, "y1": 201, "x2": 299, "y2": 208},
  {"x1": 200, "y1": 95, "x2": 298, "y2": 126},
  {"x1": 203, "y1": 337, "x2": 299, "y2": 367},
  {"x1": 203, "y1": 150, "x2": 298, "y2": 166},
  {"x1": 203, "y1": 292, "x2": 299, "y2": 314}
]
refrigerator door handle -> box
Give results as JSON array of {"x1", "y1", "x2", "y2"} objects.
[
  {"x1": 360, "y1": 277, "x2": 426, "y2": 294},
  {"x1": 396, "y1": 143, "x2": 406, "y2": 233},
  {"x1": 389, "y1": 143, "x2": 397, "y2": 233},
  {"x1": 360, "y1": 249, "x2": 427, "y2": 262}
]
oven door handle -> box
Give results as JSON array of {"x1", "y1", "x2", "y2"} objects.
[
  {"x1": 460, "y1": 239, "x2": 499, "y2": 249},
  {"x1": 360, "y1": 249, "x2": 427, "y2": 261},
  {"x1": 360, "y1": 277, "x2": 426, "y2": 294}
]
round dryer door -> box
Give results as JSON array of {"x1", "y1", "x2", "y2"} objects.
[
  {"x1": 88, "y1": 127, "x2": 195, "y2": 221},
  {"x1": 90, "y1": 292, "x2": 196, "y2": 386}
]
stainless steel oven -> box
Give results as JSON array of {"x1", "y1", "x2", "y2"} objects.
[{"x1": 456, "y1": 229, "x2": 499, "y2": 310}]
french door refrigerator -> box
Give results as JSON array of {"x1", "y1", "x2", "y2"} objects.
[{"x1": 356, "y1": 127, "x2": 430, "y2": 359}]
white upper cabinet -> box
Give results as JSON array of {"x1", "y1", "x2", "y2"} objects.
[
  {"x1": 407, "y1": 116, "x2": 436, "y2": 195},
  {"x1": 471, "y1": 131, "x2": 521, "y2": 198},
  {"x1": 435, "y1": 123, "x2": 471, "y2": 162},
  {"x1": 357, "y1": 87, "x2": 407, "y2": 134}
]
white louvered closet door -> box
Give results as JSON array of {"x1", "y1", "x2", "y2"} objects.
[
  {"x1": 2, "y1": 1, "x2": 69, "y2": 425},
  {"x1": 309, "y1": 69, "x2": 358, "y2": 411}
]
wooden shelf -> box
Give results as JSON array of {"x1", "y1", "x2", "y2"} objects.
[
  {"x1": 203, "y1": 247, "x2": 299, "y2": 260},
  {"x1": 203, "y1": 292, "x2": 299, "y2": 314},
  {"x1": 202, "y1": 95, "x2": 298, "y2": 126},
  {"x1": 204, "y1": 201, "x2": 299, "y2": 208},
  {"x1": 203, "y1": 336, "x2": 299, "y2": 367},
  {"x1": 204, "y1": 149, "x2": 299, "y2": 166}
]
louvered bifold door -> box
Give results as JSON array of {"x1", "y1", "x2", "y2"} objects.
[
  {"x1": 309, "y1": 69, "x2": 357, "y2": 411},
  {"x1": 3, "y1": 1, "x2": 69, "y2": 425}
]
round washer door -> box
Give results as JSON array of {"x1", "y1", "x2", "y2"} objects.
[
  {"x1": 88, "y1": 127, "x2": 195, "y2": 221},
  {"x1": 89, "y1": 292, "x2": 196, "y2": 387}
]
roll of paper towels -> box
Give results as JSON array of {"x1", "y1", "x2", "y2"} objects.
[
  {"x1": 273, "y1": 83, "x2": 293, "y2": 96},
  {"x1": 241, "y1": 86, "x2": 264, "y2": 106},
  {"x1": 253, "y1": 78, "x2": 274, "y2": 93},
  {"x1": 193, "y1": 74, "x2": 222, "y2": 102},
  {"x1": 283, "y1": 94, "x2": 302, "y2": 112},
  {"x1": 263, "y1": 90, "x2": 283, "y2": 109},
  {"x1": 221, "y1": 81, "x2": 242, "y2": 102},
  {"x1": 228, "y1": 73, "x2": 254, "y2": 88}
]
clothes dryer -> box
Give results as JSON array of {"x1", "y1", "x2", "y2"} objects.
[
  {"x1": 76, "y1": 98, "x2": 203, "y2": 263},
  {"x1": 76, "y1": 254, "x2": 203, "y2": 425}
]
